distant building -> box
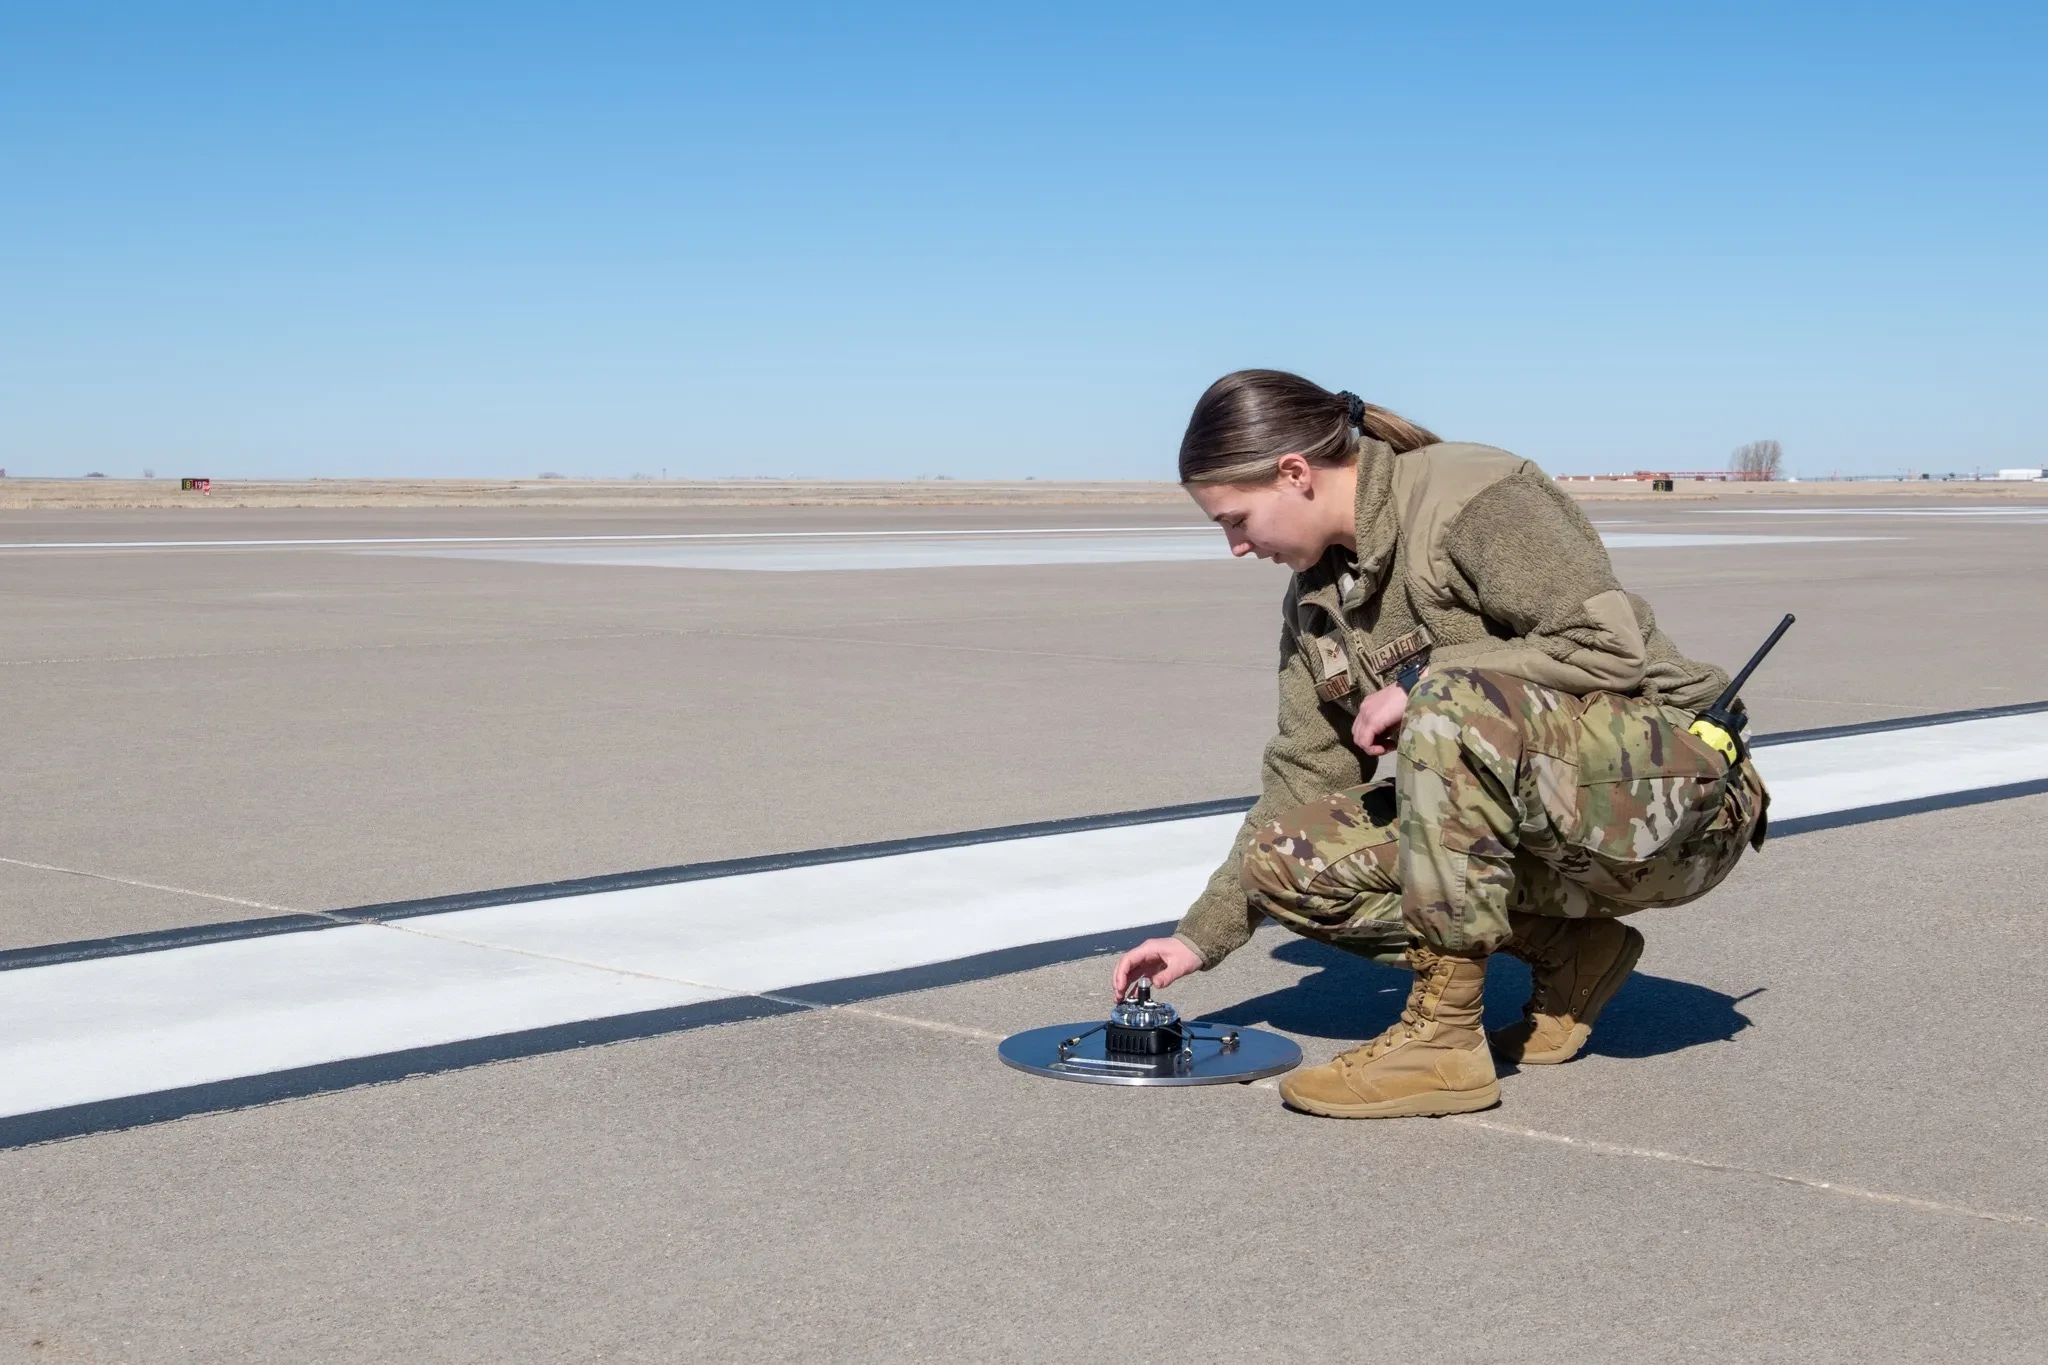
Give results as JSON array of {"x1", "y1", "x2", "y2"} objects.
[{"x1": 1994, "y1": 468, "x2": 2045, "y2": 481}]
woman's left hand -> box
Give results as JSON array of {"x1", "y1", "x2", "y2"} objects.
[{"x1": 1350, "y1": 683, "x2": 1409, "y2": 757}]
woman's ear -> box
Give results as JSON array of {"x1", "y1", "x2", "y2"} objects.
[{"x1": 1273, "y1": 452, "x2": 1313, "y2": 492}]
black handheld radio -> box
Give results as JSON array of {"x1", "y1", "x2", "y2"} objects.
[{"x1": 1688, "y1": 613, "x2": 1797, "y2": 764}]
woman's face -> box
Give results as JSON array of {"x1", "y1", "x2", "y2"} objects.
[{"x1": 1185, "y1": 455, "x2": 1344, "y2": 573}]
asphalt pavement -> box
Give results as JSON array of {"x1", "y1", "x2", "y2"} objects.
[{"x1": 2, "y1": 493, "x2": 2044, "y2": 1362}]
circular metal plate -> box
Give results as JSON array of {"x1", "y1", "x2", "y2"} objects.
[{"x1": 997, "y1": 1021, "x2": 1302, "y2": 1087}]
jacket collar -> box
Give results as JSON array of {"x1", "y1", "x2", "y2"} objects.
[
  {"x1": 1290, "y1": 438, "x2": 1399, "y2": 616},
  {"x1": 1340, "y1": 438, "x2": 1399, "y2": 608}
]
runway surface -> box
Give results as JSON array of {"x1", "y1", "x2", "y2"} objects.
[
  {"x1": 6, "y1": 703, "x2": 2046, "y2": 1141},
  {"x1": 2, "y1": 492, "x2": 2045, "y2": 1362}
]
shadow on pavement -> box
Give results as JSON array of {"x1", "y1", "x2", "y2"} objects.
[{"x1": 1200, "y1": 937, "x2": 1758, "y2": 1061}]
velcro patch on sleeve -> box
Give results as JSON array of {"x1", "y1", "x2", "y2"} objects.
[{"x1": 1311, "y1": 634, "x2": 1356, "y2": 703}]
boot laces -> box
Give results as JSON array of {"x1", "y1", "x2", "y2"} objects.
[
  {"x1": 1518, "y1": 925, "x2": 1590, "y2": 1021},
  {"x1": 1525, "y1": 966, "x2": 1570, "y2": 1021},
  {"x1": 1336, "y1": 965, "x2": 1440, "y2": 1069},
  {"x1": 1336, "y1": 1018, "x2": 1412, "y2": 1071}
]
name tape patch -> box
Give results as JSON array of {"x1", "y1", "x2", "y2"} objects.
[{"x1": 1364, "y1": 626, "x2": 1433, "y2": 677}]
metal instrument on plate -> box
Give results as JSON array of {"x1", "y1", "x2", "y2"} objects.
[{"x1": 997, "y1": 978, "x2": 1302, "y2": 1087}]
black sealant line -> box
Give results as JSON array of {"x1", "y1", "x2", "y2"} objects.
[
  {"x1": 0, "y1": 921, "x2": 1178, "y2": 1150},
  {"x1": 1763, "y1": 777, "x2": 2048, "y2": 837},
  {"x1": 6, "y1": 766, "x2": 2048, "y2": 1150},
  {"x1": 5, "y1": 700, "x2": 2045, "y2": 977},
  {"x1": 1746, "y1": 697, "x2": 2048, "y2": 748},
  {"x1": 0, "y1": 994, "x2": 806, "y2": 1151}
]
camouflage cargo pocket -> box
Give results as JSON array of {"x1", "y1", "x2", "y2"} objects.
[
  {"x1": 1615, "y1": 759, "x2": 1769, "y2": 907},
  {"x1": 1241, "y1": 782, "x2": 1406, "y2": 955},
  {"x1": 1520, "y1": 693, "x2": 1731, "y2": 903}
]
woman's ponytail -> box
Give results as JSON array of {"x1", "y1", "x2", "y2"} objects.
[{"x1": 1179, "y1": 370, "x2": 1439, "y2": 485}]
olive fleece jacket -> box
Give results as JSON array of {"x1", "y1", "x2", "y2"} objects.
[{"x1": 1171, "y1": 440, "x2": 1734, "y2": 968}]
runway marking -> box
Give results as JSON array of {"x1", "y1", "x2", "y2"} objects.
[
  {"x1": 3, "y1": 706, "x2": 2047, "y2": 1144},
  {"x1": 1702, "y1": 506, "x2": 2048, "y2": 519},
  {"x1": 379, "y1": 531, "x2": 1884, "y2": 571},
  {"x1": 0, "y1": 856, "x2": 298, "y2": 915},
  {"x1": 0, "y1": 522, "x2": 1896, "y2": 572},
  {"x1": 0, "y1": 527, "x2": 1209, "y2": 551}
]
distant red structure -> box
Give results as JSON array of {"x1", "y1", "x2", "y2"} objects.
[
  {"x1": 1557, "y1": 470, "x2": 1773, "y2": 483},
  {"x1": 180, "y1": 477, "x2": 212, "y2": 493}
]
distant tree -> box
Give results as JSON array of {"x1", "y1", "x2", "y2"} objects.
[
  {"x1": 142, "y1": 467, "x2": 155, "y2": 479},
  {"x1": 1730, "y1": 440, "x2": 1783, "y2": 481}
]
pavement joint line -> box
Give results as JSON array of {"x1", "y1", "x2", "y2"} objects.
[
  {"x1": 1743, "y1": 694, "x2": 1931, "y2": 713},
  {"x1": 799, "y1": 1002, "x2": 2048, "y2": 1233},
  {"x1": 0, "y1": 597, "x2": 1258, "y2": 668},
  {"x1": 0, "y1": 628, "x2": 678, "y2": 668},
  {"x1": 0, "y1": 856, "x2": 300, "y2": 915},
  {"x1": 372, "y1": 920, "x2": 1023, "y2": 1043},
  {"x1": 780, "y1": 999, "x2": 1009, "y2": 1043},
  {"x1": 699, "y1": 626, "x2": 1270, "y2": 672},
  {"x1": 1446, "y1": 1115, "x2": 2048, "y2": 1232},
  {"x1": 359, "y1": 917, "x2": 1027, "y2": 1039},
  {"x1": 357, "y1": 918, "x2": 741, "y2": 990}
]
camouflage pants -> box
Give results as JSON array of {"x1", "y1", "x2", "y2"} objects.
[{"x1": 1241, "y1": 669, "x2": 1768, "y2": 959}]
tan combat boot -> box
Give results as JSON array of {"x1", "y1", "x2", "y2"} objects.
[
  {"x1": 1279, "y1": 943, "x2": 1499, "y2": 1119},
  {"x1": 1489, "y1": 913, "x2": 1644, "y2": 1065}
]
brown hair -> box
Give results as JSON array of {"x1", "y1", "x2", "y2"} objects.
[{"x1": 1177, "y1": 369, "x2": 1440, "y2": 485}]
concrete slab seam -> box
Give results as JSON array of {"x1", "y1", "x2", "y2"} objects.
[
  {"x1": 12, "y1": 930, "x2": 2045, "y2": 1241},
  {"x1": 0, "y1": 627, "x2": 676, "y2": 670},
  {"x1": 1444, "y1": 1117, "x2": 2048, "y2": 1232},
  {"x1": 696, "y1": 625, "x2": 1273, "y2": 673},
  {"x1": 813, "y1": 1000, "x2": 2048, "y2": 1236},
  {"x1": 0, "y1": 855, "x2": 300, "y2": 915}
]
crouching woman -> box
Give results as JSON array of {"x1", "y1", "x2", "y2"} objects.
[{"x1": 1111, "y1": 370, "x2": 1768, "y2": 1119}]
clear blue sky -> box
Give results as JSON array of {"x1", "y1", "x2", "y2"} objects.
[{"x1": 2, "y1": 3, "x2": 2041, "y2": 480}]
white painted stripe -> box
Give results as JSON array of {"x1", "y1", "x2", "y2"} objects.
[
  {"x1": 1599, "y1": 534, "x2": 1887, "y2": 549},
  {"x1": 3, "y1": 713, "x2": 2045, "y2": 1121},
  {"x1": 0, "y1": 930, "x2": 723, "y2": 1117},
  {"x1": 0, "y1": 817, "x2": 1232, "y2": 1117},
  {"x1": 1702, "y1": 506, "x2": 2048, "y2": 519},
  {"x1": 0, "y1": 527, "x2": 1890, "y2": 565},
  {"x1": 374, "y1": 531, "x2": 1884, "y2": 572},
  {"x1": 0, "y1": 527, "x2": 1208, "y2": 551},
  {"x1": 375, "y1": 534, "x2": 1233, "y2": 570},
  {"x1": 416, "y1": 814, "x2": 1235, "y2": 997},
  {"x1": 1758, "y1": 713, "x2": 2048, "y2": 820}
]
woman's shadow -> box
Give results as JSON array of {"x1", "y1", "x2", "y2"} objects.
[{"x1": 1201, "y1": 937, "x2": 1759, "y2": 1063}]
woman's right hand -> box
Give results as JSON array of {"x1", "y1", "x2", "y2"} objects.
[{"x1": 1110, "y1": 937, "x2": 1203, "y2": 1000}]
